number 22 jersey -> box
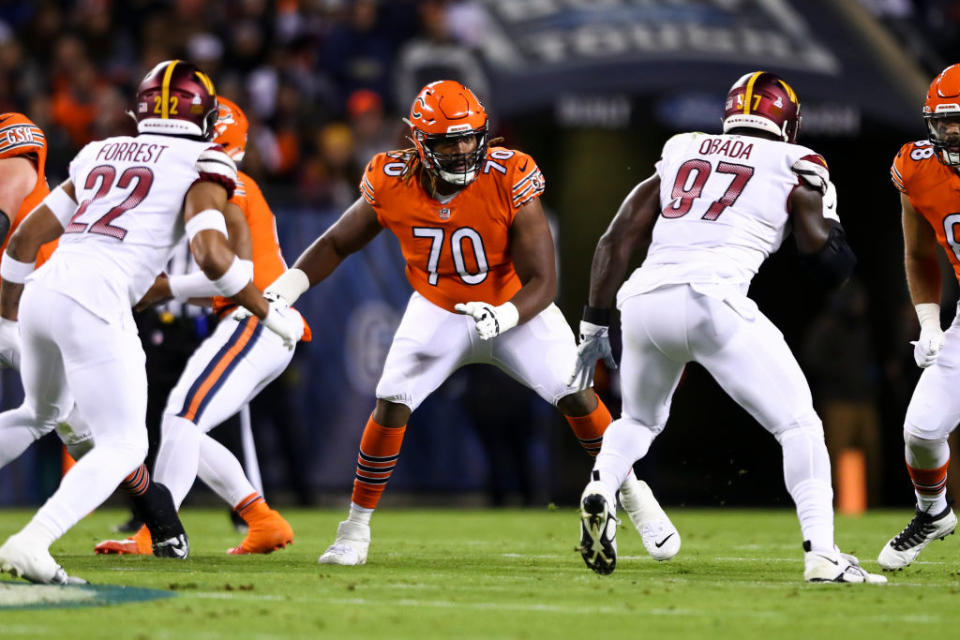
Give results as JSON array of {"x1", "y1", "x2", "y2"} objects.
[
  {"x1": 618, "y1": 131, "x2": 830, "y2": 306},
  {"x1": 359, "y1": 147, "x2": 545, "y2": 313}
]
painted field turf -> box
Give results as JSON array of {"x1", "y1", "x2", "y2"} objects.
[{"x1": 1, "y1": 508, "x2": 958, "y2": 639}]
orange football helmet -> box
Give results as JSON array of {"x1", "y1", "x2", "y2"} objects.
[
  {"x1": 405, "y1": 80, "x2": 488, "y2": 186},
  {"x1": 924, "y1": 64, "x2": 960, "y2": 166},
  {"x1": 214, "y1": 97, "x2": 249, "y2": 163}
]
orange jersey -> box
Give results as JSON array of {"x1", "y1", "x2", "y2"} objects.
[
  {"x1": 360, "y1": 146, "x2": 546, "y2": 312},
  {"x1": 0, "y1": 113, "x2": 58, "y2": 269},
  {"x1": 212, "y1": 171, "x2": 312, "y2": 341},
  {"x1": 892, "y1": 140, "x2": 960, "y2": 284}
]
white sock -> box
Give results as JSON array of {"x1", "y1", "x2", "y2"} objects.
[
  {"x1": 31, "y1": 437, "x2": 144, "y2": 542},
  {"x1": 778, "y1": 425, "x2": 834, "y2": 552},
  {"x1": 18, "y1": 518, "x2": 58, "y2": 549},
  {"x1": 348, "y1": 503, "x2": 373, "y2": 526},
  {"x1": 198, "y1": 433, "x2": 257, "y2": 508},
  {"x1": 153, "y1": 414, "x2": 201, "y2": 509},
  {"x1": 592, "y1": 417, "x2": 656, "y2": 498}
]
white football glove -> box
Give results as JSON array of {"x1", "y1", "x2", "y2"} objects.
[
  {"x1": 822, "y1": 180, "x2": 839, "y2": 223},
  {"x1": 568, "y1": 321, "x2": 617, "y2": 389},
  {"x1": 912, "y1": 303, "x2": 944, "y2": 369},
  {"x1": 0, "y1": 318, "x2": 20, "y2": 370},
  {"x1": 260, "y1": 300, "x2": 304, "y2": 350},
  {"x1": 454, "y1": 301, "x2": 519, "y2": 340}
]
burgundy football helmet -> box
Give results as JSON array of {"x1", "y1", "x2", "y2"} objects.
[
  {"x1": 722, "y1": 71, "x2": 801, "y2": 143},
  {"x1": 134, "y1": 60, "x2": 219, "y2": 139}
]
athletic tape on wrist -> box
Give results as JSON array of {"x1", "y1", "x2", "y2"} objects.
[
  {"x1": 212, "y1": 256, "x2": 251, "y2": 298},
  {"x1": 43, "y1": 184, "x2": 79, "y2": 226},
  {"x1": 0, "y1": 255, "x2": 34, "y2": 284},
  {"x1": 185, "y1": 209, "x2": 228, "y2": 243},
  {"x1": 915, "y1": 303, "x2": 941, "y2": 331},
  {"x1": 265, "y1": 268, "x2": 310, "y2": 305}
]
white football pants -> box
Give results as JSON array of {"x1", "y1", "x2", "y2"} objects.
[
  {"x1": 154, "y1": 314, "x2": 294, "y2": 509},
  {"x1": 903, "y1": 303, "x2": 960, "y2": 441},
  {"x1": 7, "y1": 283, "x2": 147, "y2": 541},
  {"x1": 375, "y1": 292, "x2": 580, "y2": 411},
  {"x1": 594, "y1": 284, "x2": 834, "y2": 551}
]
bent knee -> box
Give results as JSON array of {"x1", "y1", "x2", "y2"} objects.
[
  {"x1": 556, "y1": 389, "x2": 597, "y2": 417},
  {"x1": 772, "y1": 415, "x2": 824, "y2": 444}
]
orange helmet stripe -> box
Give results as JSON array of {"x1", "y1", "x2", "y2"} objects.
[
  {"x1": 742, "y1": 71, "x2": 765, "y2": 115},
  {"x1": 161, "y1": 60, "x2": 180, "y2": 119}
]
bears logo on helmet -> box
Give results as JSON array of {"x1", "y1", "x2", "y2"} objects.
[
  {"x1": 213, "y1": 97, "x2": 249, "y2": 163},
  {"x1": 923, "y1": 64, "x2": 960, "y2": 166},
  {"x1": 404, "y1": 80, "x2": 488, "y2": 186},
  {"x1": 722, "y1": 71, "x2": 801, "y2": 144},
  {"x1": 135, "y1": 60, "x2": 219, "y2": 140}
]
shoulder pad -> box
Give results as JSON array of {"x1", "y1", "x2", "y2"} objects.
[
  {"x1": 891, "y1": 140, "x2": 936, "y2": 194},
  {"x1": 360, "y1": 151, "x2": 415, "y2": 205},
  {"x1": 0, "y1": 113, "x2": 45, "y2": 160},
  {"x1": 497, "y1": 149, "x2": 544, "y2": 209},
  {"x1": 196, "y1": 145, "x2": 238, "y2": 199},
  {"x1": 791, "y1": 154, "x2": 830, "y2": 194}
]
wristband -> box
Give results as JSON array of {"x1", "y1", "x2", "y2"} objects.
[
  {"x1": 0, "y1": 255, "x2": 35, "y2": 284},
  {"x1": 185, "y1": 209, "x2": 228, "y2": 243},
  {"x1": 582, "y1": 305, "x2": 611, "y2": 326},
  {"x1": 170, "y1": 260, "x2": 253, "y2": 300},
  {"x1": 915, "y1": 303, "x2": 941, "y2": 331},
  {"x1": 212, "y1": 256, "x2": 251, "y2": 298},
  {"x1": 43, "y1": 184, "x2": 79, "y2": 226},
  {"x1": 264, "y1": 268, "x2": 310, "y2": 305}
]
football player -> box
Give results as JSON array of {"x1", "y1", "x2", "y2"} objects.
[
  {"x1": 258, "y1": 80, "x2": 680, "y2": 566},
  {"x1": 95, "y1": 97, "x2": 306, "y2": 556},
  {"x1": 571, "y1": 71, "x2": 885, "y2": 583},
  {"x1": 0, "y1": 60, "x2": 302, "y2": 584},
  {"x1": 877, "y1": 64, "x2": 960, "y2": 569},
  {"x1": 0, "y1": 112, "x2": 188, "y2": 559}
]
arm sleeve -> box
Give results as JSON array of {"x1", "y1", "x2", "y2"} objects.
[{"x1": 510, "y1": 152, "x2": 545, "y2": 211}]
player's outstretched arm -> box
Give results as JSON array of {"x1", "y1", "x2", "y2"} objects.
[
  {"x1": 0, "y1": 156, "x2": 39, "y2": 244},
  {"x1": 790, "y1": 183, "x2": 856, "y2": 287},
  {"x1": 568, "y1": 173, "x2": 659, "y2": 387},
  {"x1": 0, "y1": 179, "x2": 77, "y2": 322},
  {"x1": 900, "y1": 192, "x2": 944, "y2": 368},
  {"x1": 266, "y1": 196, "x2": 383, "y2": 305},
  {"x1": 587, "y1": 173, "x2": 661, "y2": 311}
]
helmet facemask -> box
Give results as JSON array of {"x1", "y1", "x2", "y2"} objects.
[
  {"x1": 417, "y1": 127, "x2": 488, "y2": 186},
  {"x1": 925, "y1": 112, "x2": 960, "y2": 166}
]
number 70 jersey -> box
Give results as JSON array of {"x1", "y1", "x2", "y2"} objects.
[
  {"x1": 360, "y1": 146, "x2": 545, "y2": 313},
  {"x1": 619, "y1": 131, "x2": 830, "y2": 303}
]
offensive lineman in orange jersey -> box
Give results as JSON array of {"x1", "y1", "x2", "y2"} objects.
[
  {"x1": 259, "y1": 80, "x2": 680, "y2": 566},
  {"x1": 95, "y1": 97, "x2": 305, "y2": 556},
  {"x1": 878, "y1": 64, "x2": 960, "y2": 569}
]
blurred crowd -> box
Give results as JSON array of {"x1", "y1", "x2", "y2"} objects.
[{"x1": 0, "y1": 0, "x2": 489, "y2": 209}]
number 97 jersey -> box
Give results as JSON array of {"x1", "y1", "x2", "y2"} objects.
[
  {"x1": 360, "y1": 146, "x2": 545, "y2": 313},
  {"x1": 891, "y1": 139, "x2": 960, "y2": 285}
]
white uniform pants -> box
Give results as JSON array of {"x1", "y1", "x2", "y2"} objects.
[
  {"x1": 375, "y1": 292, "x2": 580, "y2": 411},
  {"x1": 11, "y1": 283, "x2": 147, "y2": 538},
  {"x1": 904, "y1": 304, "x2": 960, "y2": 440}
]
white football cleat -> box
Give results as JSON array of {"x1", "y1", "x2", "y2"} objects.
[
  {"x1": 0, "y1": 532, "x2": 86, "y2": 585},
  {"x1": 619, "y1": 476, "x2": 680, "y2": 561},
  {"x1": 804, "y1": 544, "x2": 886, "y2": 584},
  {"x1": 317, "y1": 520, "x2": 370, "y2": 566},
  {"x1": 578, "y1": 478, "x2": 619, "y2": 575},
  {"x1": 878, "y1": 506, "x2": 957, "y2": 570}
]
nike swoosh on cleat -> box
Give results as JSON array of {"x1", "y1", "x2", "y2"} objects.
[
  {"x1": 815, "y1": 554, "x2": 839, "y2": 566},
  {"x1": 654, "y1": 533, "x2": 675, "y2": 548}
]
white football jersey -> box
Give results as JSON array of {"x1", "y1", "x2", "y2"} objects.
[
  {"x1": 617, "y1": 132, "x2": 829, "y2": 307},
  {"x1": 31, "y1": 134, "x2": 236, "y2": 323}
]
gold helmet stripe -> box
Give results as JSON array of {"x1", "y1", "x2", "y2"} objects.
[
  {"x1": 160, "y1": 59, "x2": 181, "y2": 119},
  {"x1": 776, "y1": 79, "x2": 798, "y2": 105},
  {"x1": 195, "y1": 71, "x2": 215, "y2": 96},
  {"x1": 742, "y1": 71, "x2": 764, "y2": 114}
]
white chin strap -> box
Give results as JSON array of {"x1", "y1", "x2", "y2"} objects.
[
  {"x1": 137, "y1": 118, "x2": 204, "y2": 137},
  {"x1": 722, "y1": 114, "x2": 786, "y2": 141},
  {"x1": 939, "y1": 148, "x2": 960, "y2": 166},
  {"x1": 438, "y1": 167, "x2": 477, "y2": 186}
]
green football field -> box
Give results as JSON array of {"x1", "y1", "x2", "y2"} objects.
[{"x1": 1, "y1": 507, "x2": 958, "y2": 639}]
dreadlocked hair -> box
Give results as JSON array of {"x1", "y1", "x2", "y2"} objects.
[{"x1": 398, "y1": 136, "x2": 504, "y2": 190}]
